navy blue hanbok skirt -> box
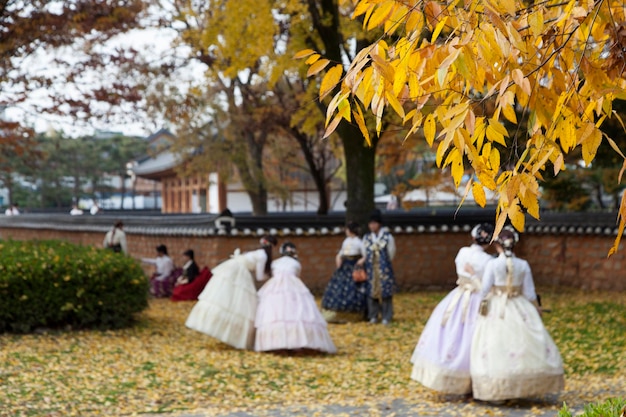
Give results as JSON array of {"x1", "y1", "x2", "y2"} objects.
[{"x1": 321, "y1": 258, "x2": 367, "y2": 313}]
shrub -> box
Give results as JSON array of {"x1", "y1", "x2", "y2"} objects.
[
  {"x1": 559, "y1": 398, "x2": 626, "y2": 417},
  {"x1": 0, "y1": 239, "x2": 149, "y2": 333}
]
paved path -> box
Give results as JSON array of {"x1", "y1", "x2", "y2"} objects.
[
  {"x1": 145, "y1": 378, "x2": 626, "y2": 416},
  {"x1": 147, "y1": 395, "x2": 573, "y2": 417}
]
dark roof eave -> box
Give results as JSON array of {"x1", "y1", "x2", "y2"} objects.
[{"x1": 135, "y1": 168, "x2": 177, "y2": 180}]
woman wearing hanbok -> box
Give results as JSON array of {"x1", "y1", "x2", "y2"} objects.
[
  {"x1": 171, "y1": 249, "x2": 213, "y2": 302},
  {"x1": 185, "y1": 235, "x2": 277, "y2": 350},
  {"x1": 470, "y1": 229, "x2": 564, "y2": 401},
  {"x1": 255, "y1": 242, "x2": 337, "y2": 353},
  {"x1": 142, "y1": 244, "x2": 180, "y2": 298},
  {"x1": 410, "y1": 223, "x2": 494, "y2": 394},
  {"x1": 321, "y1": 222, "x2": 367, "y2": 322}
]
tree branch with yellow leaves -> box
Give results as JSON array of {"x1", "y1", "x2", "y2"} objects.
[{"x1": 298, "y1": 0, "x2": 626, "y2": 255}]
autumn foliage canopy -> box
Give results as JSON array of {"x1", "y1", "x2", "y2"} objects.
[{"x1": 299, "y1": 0, "x2": 626, "y2": 255}]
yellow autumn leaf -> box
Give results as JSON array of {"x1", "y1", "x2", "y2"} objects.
[
  {"x1": 305, "y1": 53, "x2": 321, "y2": 65},
  {"x1": 320, "y1": 64, "x2": 344, "y2": 100},
  {"x1": 500, "y1": 0, "x2": 517, "y2": 15},
  {"x1": 352, "y1": 104, "x2": 371, "y2": 147},
  {"x1": 608, "y1": 191, "x2": 626, "y2": 257},
  {"x1": 488, "y1": 118, "x2": 510, "y2": 138},
  {"x1": 557, "y1": 115, "x2": 577, "y2": 152},
  {"x1": 581, "y1": 127, "x2": 602, "y2": 166},
  {"x1": 385, "y1": 90, "x2": 405, "y2": 119},
  {"x1": 424, "y1": 114, "x2": 436, "y2": 146},
  {"x1": 444, "y1": 148, "x2": 464, "y2": 187},
  {"x1": 486, "y1": 123, "x2": 507, "y2": 146},
  {"x1": 353, "y1": 0, "x2": 374, "y2": 18},
  {"x1": 293, "y1": 49, "x2": 317, "y2": 59},
  {"x1": 472, "y1": 181, "x2": 487, "y2": 207},
  {"x1": 307, "y1": 59, "x2": 331, "y2": 77},
  {"x1": 323, "y1": 112, "x2": 344, "y2": 139},
  {"x1": 502, "y1": 103, "x2": 517, "y2": 124},
  {"x1": 553, "y1": 153, "x2": 564, "y2": 175},
  {"x1": 384, "y1": 4, "x2": 408, "y2": 35},
  {"x1": 489, "y1": 147, "x2": 500, "y2": 171},
  {"x1": 431, "y1": 16, "x2": 449, "y2": 43},
  {"x1": 528, "y1": 9, "x2": 544, "y2": 39},
  {"x1": 508, "y1": 199, "x2": 525, "y2": 231},
  {"x1": 523, "y1": 192, "x2": 540, "y2": 219},
  {"x1": 366, "y1": 1, "x2": 394, "y2": 31}
]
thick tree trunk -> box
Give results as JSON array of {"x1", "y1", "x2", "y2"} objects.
[
  {"x1": 315, "y1": 180, "x2": 330, "y2": 215},
  {"x1": 248, "y1": 188, "x2": 268, "y2": 216},
  {"x1": 338, "y1": 122, "x2": 377, "y2": 228},
  {"x1": 232, "y1": 131, "x2": 269, "y2": 216}
]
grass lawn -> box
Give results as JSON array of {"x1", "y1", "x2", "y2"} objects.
[{"x1": 0, "y1": 288, "x2": 624, "y2": 416}]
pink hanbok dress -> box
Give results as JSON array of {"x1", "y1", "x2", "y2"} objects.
[
  {"x1": 255, "y1": 256, "x2": 336, "y2": 353},
  {"x1": 185, "y1": 249, "x2": 267, "y2": 350}
]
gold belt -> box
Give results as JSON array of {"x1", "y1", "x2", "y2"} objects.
[
  {"x1": 441, "y1": 275, "x2": 481, "y2": 327},
  {"x1": 492, "y1": 285, "x2": 522, "y2": 297}
]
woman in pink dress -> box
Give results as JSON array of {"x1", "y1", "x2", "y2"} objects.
[{"x1": 255, "y1": 242, "x2": 336, "y2": 353}]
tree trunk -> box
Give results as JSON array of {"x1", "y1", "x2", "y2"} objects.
[
  {"x1": 316, "y1": 180, "x2": 330, "y2": 215},
  {"x1": 338, "y1": 122, "x2": 377, "y2": 228},
  {"x1": 292, "y1": 130, "x2": 331, "y2": 215},
  {"x1": 248, "y1": 188, "x2": 268, "y2": 215},
  {"x1": 231, "y1": 131, "x2": 269, "y2": 216},
  {"x1": 5, "y1": 176, "x2": 13, "y2": 206},
  {"x1": 120, "y1": 172, "x2": 127, "y2": 210},
  {"x1": 595, "y1": 184, "x2": 605, "y2": 209}
]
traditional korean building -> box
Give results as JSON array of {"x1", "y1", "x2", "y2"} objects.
[
  {"x1": 132, "y1": 129, "x2": 347, "y2": 214},
  {"x1": 131, "y1": 129, "x2": 227, "y2": 214}
]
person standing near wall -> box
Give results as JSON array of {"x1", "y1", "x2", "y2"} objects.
[
  {"x1": 358, "y1": 209, "x2": 396, "y2": 325},
  {"x1": 103, "y1": 221, "x2": 128, "y2": 254},
  {"x1": 410, "y1": 223, "x2": 494, "y2": 394},
  {"x1": 320, "y1": 221, "x2": 367, "y2": 323}
]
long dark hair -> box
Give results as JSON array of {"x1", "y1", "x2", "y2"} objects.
[{"x1": 260, "y1": 235, "x2": 277, "y2": 274}]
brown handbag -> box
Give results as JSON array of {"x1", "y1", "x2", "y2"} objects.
[{"x1": 352, "y1": 265, "x2": 367, "y2": 283}]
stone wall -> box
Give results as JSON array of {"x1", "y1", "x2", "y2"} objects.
[{"x1": 1, "y1": 219, "x2": 623, "y2": 293}]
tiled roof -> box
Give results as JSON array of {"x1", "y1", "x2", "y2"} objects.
[{"x1": 1, "y1": 211, "x2": 623, "y2": 237}]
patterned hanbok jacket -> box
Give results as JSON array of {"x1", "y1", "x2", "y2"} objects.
[{"x1": 363, "y1": 228, "x2": 396, "y2": 300}]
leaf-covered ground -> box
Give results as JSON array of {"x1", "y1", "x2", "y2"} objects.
[{"x1": 0, "y1": 288, "x2": 624, "y2": 417}]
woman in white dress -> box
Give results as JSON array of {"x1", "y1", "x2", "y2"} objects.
[
  {"x1": 185, "y1": 235, "x2": 277, "y2": 350},
  {"x1": 470, "y1": 228, "x2": 564, "y2": 401},
  {"x1": 410, "y1": 223, "x2": 494, "y2": 394},
  {"x1": 255, "y1": 242, "x2": 337, "y2": 353}
]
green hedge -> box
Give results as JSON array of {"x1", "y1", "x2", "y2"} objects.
[
  {"x1": 0, "y1": 239, "x2": 149, "y2": 333},
  {"x1": 559, "y1": 398, "x2": 626, "y2": 417}
]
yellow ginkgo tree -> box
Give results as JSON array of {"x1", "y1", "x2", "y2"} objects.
[{"x1": 299, "y1": 0, "x2": 626, "y2": 255}]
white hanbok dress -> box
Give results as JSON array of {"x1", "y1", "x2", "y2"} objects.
[
  {"x1": 255, "y1": 256, "x2": 337, "y2": 353},
  {"x1": 410, "y1": 243, "x2": 493, "y2": 394},
  {"x1": 185, "y1": 249, "x2": 267, "y2": 350},
  {"x1": 470, "y1": 253, "x2": 564, "y2": 401}
]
